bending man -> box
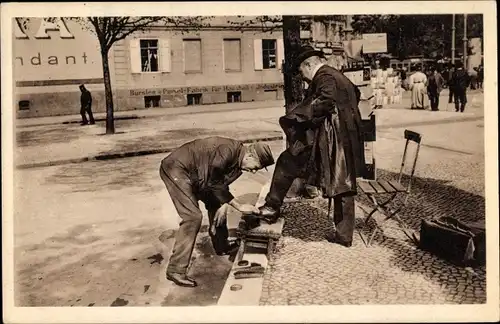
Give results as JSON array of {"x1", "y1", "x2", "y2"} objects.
[{"x1": 159, "y1": 136, "x2": 274, "y2": 287}]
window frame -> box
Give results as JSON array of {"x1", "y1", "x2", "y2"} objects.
[
  {"x1": 187, "y1": 93, "x2": 203, "y2": 106},
  {"x1": 262, "y1": 39, "x2": 277, "y2": 70},
  {"x1": 139, "y1": 39, "x2": 160, "y2": 73},
  {"x1": 227, "y1": 91, "x2": 242, "y2": 103}
]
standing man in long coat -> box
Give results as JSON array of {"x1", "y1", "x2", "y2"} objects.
[
  {"x1": 160, "y1": 136, "x2": 274, "y2": 287},
  {"x1": 258, "y1": 45, "x2": 366, "y2": 247}
]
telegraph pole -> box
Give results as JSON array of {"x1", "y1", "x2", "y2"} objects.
[
  {"x1": 463, "y1": 14, "x2": 468, "y2": 68},
  {"x1": 451, "y1": 14, "x2": 456, "y2": 64}
]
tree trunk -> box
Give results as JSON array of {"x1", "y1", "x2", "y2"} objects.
[
  {"x1": 283, "y1": 16, "x2": 304, "y2": 114},
  {"x1": 282, "y1": 15, "x2": 306, "y2": 198},
  {"x1": 101, "y1": 48, "x2": 115, "y2": 134}
]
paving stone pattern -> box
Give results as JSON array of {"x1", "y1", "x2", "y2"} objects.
[{"x1": 259, "y1": 154, "x2": 486, "y2": 305}]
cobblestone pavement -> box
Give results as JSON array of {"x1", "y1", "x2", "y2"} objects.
[{"x1": 259, "y1": 112, "x2": 487, "y2": 305}]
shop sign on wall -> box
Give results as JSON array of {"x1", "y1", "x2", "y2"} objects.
[
  {"x1": 129, "y1": 83, "x2": 284, "y2": 97},
  {"x1": 362, "y1": 33, "x2": 388, "y2": 54}
]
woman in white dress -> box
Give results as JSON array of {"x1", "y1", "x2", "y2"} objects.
[{"x1": 408, "y1": 65, "x2": 427, "y2": 109}]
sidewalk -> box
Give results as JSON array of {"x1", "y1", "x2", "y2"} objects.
[
  {"x1": 16, "y1": 100, "x2": 286, "y2": 128},
  {"x1": 14, "y1": 91, "x2": 484, "y2": 169}
]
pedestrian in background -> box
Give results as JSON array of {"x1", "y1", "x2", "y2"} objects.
[
  {"x1": 79, "y1": 84, "x2": 95, "y2": 125},
  {"x1": 400, "y1": 67, "x2": 408, "y2": 90},
  {"x1": 159, "y1": 137, "x2": 274, "y2": 287},
  {"x1": 427, "y1": 67, "x2": 445, "y2": 111},
  {"x1": 469, "y1": 67, "x2": 478, "y2": 90},
  {"x1": 450, "y1": 61, "x2": 471, "y2": 113},
  {"x1": 447, "y1": 64, "x2": 455, "y2": 104},
  {"x1": 477, "y1": 65, "x2": 484, "y2": 89},
  {"x1": 408, "y1": 65, "x2": 427, "y2": 109}
]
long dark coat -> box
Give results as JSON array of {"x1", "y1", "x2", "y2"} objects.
[{"x1": 280, "y1": 65, "x2": 366, "y2": 198}]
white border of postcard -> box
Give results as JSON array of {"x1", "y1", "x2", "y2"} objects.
[{"x1": 2, "y1": 1, "x2": 498, "y2": 323}]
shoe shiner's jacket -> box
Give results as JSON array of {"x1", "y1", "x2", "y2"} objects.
[{"x1": 159, "y1": 136, "x2": 266, "y2": 274}]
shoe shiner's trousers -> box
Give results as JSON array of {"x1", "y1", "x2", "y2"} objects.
[{"x1": 159, "y1": 166, "x2": 228, "y2": 274}]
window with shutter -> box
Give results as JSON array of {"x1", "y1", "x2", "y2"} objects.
[
  {"x1": 262, "y1": 39, "x2": 277, "y2": 69},
  {"x1": 140, "y1": 39, "x2": 159, "y2": 72},
  {"x1": 254, "y1": 39, "x2": 263, "y2": 71},
  {"x1": 277, "y1": 38, "x2": 284, "y2": 70},
  {"x1": 223, "y1": 39, "x2": 241, "y2": 71},
  {"x1": 129, "y1": 39, "x2": 141, "y2": 73},
  {"x1": 183, "y1": 39, "x2": 202, "y2": 73},
  {"x1": 159, "y1": 39, "x2": 171, "y2": 73}
]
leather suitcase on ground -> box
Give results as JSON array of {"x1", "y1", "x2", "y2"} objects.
[{"x1": 419, "y1": 216, "x2": 485, "y2": 267}]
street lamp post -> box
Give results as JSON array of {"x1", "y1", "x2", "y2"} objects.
[
  {"x1": 463, "y1": 14, "x2": 468, "y2": 68},
  {"x1": 451, "y1": 14, "x2": 456, "y2": 64}
]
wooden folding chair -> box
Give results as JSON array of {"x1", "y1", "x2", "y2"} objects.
[{"x1": 357, "y1": 129, "x2": 422, "y2": 246}]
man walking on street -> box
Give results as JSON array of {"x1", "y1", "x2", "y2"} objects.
[
  {"x1": 448, "y1": 64, "x2": 455, "y2": 104},
  {"x1": 257, "y1": 45, "x2": 366, "y2": 248},
  {"x1": 79, "y1": 84, "x2": 95, "y2": 125},
  {"x1": 477, "y1": 64, "x2": 484, "y2": 89},
  {"x1": 159, "y1": 137, "x2": 274, "y2": 287},
  {"x1": 450, "y1": 61, "x2": 471, "y2": 112},
  {"x1": 427, "y1": 67, "x2": 445, "y2": 111}
]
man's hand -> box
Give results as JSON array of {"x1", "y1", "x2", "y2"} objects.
[
  {"x1": 211, "y1": 204, "x2": 229, "y2": 236},
  {"x1": 239, "y1": 204, "x2": 260, "y2": 215}
]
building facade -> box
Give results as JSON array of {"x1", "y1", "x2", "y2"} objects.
[
  {"x1": 14, "y1": 18, "x2": 105, "y2": 118},
  {"x1": 13, "y1": 17, "x2": 285, "y2": 118}
]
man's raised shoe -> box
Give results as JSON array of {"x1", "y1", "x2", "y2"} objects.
[
  {"x1": 258, "y1": 206, "x2": 279, "y2": 224},
  {"x1": 166, "y1": 272, "x2": 197, "y2": 287},
  {"x1": 259, "y1": 206, "x2": 278, "y2": 217}
]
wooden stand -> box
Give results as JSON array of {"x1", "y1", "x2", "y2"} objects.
[{"x1": 236, "y1": 217, "x2": 285, "y2": 260}]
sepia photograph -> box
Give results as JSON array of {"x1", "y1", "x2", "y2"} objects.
[{"x1": 2, "y1": 1, "x2": 498, "y2": 323}]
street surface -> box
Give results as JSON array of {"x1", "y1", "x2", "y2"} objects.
[{"x1": 12, "y1": 90, "x2": 489, "y2": 306}]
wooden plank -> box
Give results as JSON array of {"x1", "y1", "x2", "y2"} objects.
[
  {"x1": 369, "y1": 180, "x2": 387, "y2": 193},
  {"x1": 246, "y1": 242, "x2": 268, "y2": 249},
  {"x1": 358, "y1": 180, "x2": 376, "y2": 194},
  {"x1": 378, "y1": 180, "x2": 397, "y2": 193},
  {"x1": 388, "y1": 180, "x2": 406, "y2": 192},
  {"x1": 217, "y1": 251, "x2": 268, "y2": 306}
]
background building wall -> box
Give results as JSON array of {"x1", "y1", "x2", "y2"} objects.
[
  {"x1": 14, "y1": 18, "x2": 105, "y2": 118},
  {"x1": 112, "y1": 28, "x2": 284, "y2": 110},
  {"x1": 14, "y1": 17, "x2": 286, "y2": 117}
]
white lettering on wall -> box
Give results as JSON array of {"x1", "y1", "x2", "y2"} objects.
[
  {"x1": 14, "y1": 19, "x2": 29, "y2": 39},
  {"x1": 15, "y1": 18, "x2": 75, "y2": 40},
  {"x1": 34, "y1": 18, "x2": 74, "y2": 39}
]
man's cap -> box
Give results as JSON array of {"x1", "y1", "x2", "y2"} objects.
[
  {"x1": 250, "y1": 142, "x2": 275, "y2": 170},
  {"x1": 293, "y1": 45, "x2": 326, "y2": 71}
]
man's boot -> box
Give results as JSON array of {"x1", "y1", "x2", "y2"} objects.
[{"x1": 166, "y1": 272, "x2": 197, "y2": 287}]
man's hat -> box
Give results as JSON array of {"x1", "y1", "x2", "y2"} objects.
[
  {"x1": 250, "y1": 142, "x2": 275, "y2": 170},
  {"x1": 293, "y1": 45, "x2": 326, "y2": 71}
]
